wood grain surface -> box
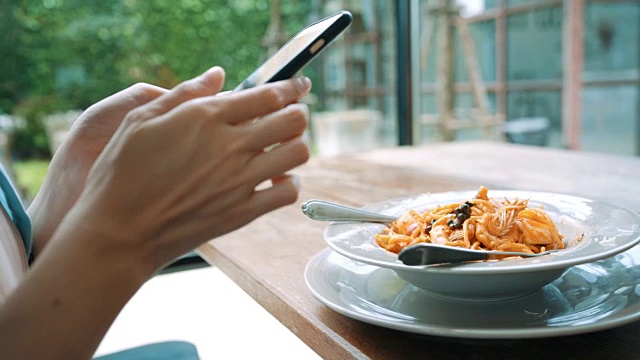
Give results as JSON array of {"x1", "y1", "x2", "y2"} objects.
[{"x1": 198, "y1": 141, "x2": 640, "y2": 360}]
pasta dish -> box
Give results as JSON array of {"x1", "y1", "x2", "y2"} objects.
[{"x1": 375, "y1": 186, "x2": 565, "y2": 255}]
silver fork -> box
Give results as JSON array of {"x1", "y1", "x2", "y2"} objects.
[{"x1": 398, "y1": 243, "x2": 559, "y2": 266}]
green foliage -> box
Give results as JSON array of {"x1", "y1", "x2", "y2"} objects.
[
  {"x1": 0, "y1": 0, "x2": 314, "y2": 162},
  {"x1": 1, "y1": 0, "x2": 314, "y2": 116},
  {"x1": 12, "y1": 159, "x2": 50, "y2": 201},
  {"x1": 9, "y1": 94, "x2": 72, "y2": 159}
]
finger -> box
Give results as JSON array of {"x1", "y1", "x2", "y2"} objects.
[
  {"x1": 243, "y1": 103, "x2": 309, "y2": 151},
  {"x1": 212, "y1": 77, "x2": 311, "y2": 125},
  {"x1": 244, "y1": 174, "x2": 301, "y2": 218},
  {"x1": 203, "y1": 174, "x2": 300, "y2": 243},
  {"x1": 244, "y1": 137, "x2": 309, "y2": 185},
  {"x1": 73, "y1": 83, "x2": 167, "y2": 131},
  {"x1": 110, "y1": 83, "x2": 168, "y2": 110},
  {"x1": 125, "y1": 66, "x2": 226, "y2": 123}
]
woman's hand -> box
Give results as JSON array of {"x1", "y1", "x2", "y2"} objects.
[
  {"x1": 28, "y1": 68, "x2": 225, "y2": 258},
  {"x1": 27, "y1": 83, "x2": 169, "y2": 258},
  {"x1": 57, "y1": 67, "x2": 311, "y2": 274}
]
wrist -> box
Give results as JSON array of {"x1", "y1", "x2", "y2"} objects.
[{"x1": 54, "y1": 199, "x2": 159, "y2": 281}]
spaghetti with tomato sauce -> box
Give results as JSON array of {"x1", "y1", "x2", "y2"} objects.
[{"x1": 375, "y1": 186, "x2": 565, "y2": 256}]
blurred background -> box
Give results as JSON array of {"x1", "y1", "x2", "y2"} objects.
[{"x1": 1, "y1": 0, "x2": 639, "y2": 203}]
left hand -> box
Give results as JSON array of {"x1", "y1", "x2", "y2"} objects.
[{"x1": 28, "y1": 68, "x2": 226, "y2": 257}]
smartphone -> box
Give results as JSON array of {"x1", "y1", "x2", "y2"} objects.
[{"x1": 234, "y1": 10, "x2": 353, "y2": 91}]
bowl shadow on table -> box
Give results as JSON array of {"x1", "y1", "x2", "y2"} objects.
[{"x1": 407, "y1": 324, "x2": 637, "y2": 360}]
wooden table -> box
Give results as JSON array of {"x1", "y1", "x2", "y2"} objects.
[{"x1": 198, "y1": 141, "x2": 640, "y2": 360}]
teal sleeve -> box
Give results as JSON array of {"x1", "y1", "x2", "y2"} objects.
[
  {"x1": 94, "y1": 341, "x2": 200, "y2": 360},
  {"x1": 0, "y1": 163, "x2": 32, "y2": 261}
]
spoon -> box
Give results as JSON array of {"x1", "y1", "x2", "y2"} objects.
[
  {"x1": 301, "y1": 199, "x2": 560, "y2": 266},
  {"x1": 300, "y1": 199, "x2": 397, "y2": 223}
]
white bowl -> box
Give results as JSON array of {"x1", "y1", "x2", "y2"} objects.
[{"x1": 323, "y1": 190, "x2": 640, "y2": 301}]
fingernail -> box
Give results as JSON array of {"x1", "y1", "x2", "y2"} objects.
[
  {"x1": 291, "y1": 175, "x2": 301, "y2": 193},
  {"x1": 302, "y1": 131, "x2": 310, "y2": 147},
  {"x1": 201, "y1": 66, "x2": 224, "y2": 79},
  {"x1": 297, "y1": 76, "x2": 311, "y2": 92},
  {"x1": 210, "y1": 66, "x2": 224, "y2": 74}
]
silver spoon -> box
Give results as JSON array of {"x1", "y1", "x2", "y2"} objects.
[
  {"x1": 301, "y1": 199, "x2": 559, "y2": 266},
  {"x1": 301, "y1": 199, "x2": 397, "y2": 223}
]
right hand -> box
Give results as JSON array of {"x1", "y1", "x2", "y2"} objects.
[
  {"x1": 55, "y1": 67, "x2": 312, "y2": 275},
  {"x1": 29, "y1": 81, "x2": 170, "y2": 258}
]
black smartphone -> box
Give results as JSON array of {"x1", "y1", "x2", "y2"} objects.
[{"x1": 234, "y1": 10, "x2": 353, "y2": 91}]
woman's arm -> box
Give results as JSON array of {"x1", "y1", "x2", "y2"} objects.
[
  {"x1": 0, "y1": 220, "x2": 148, "y2": 360},
  {"x1": 1, "y1": 68, "x2": 311, "y2": 359}
]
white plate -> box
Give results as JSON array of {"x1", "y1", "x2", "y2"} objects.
[
  {"x1": 323, "y1": 190, "x2": 640, "y2": 300},
  {"x1": 305, "y1": 247, "x2": 640, "y2": 339}
]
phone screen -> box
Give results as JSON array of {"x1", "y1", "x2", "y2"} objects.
[{"x1": 234, "y1": 11, "x2": 352, "y2": 91}]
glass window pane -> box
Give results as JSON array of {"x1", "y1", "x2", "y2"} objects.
[
  {"x1": 455, "y1": 92, "x2": 499, "y2": 141},
  {"x1": 313, "y1": 0, "x2": 398, "y2": 154},
  {"x1": 506, "y1": 90, "x2": 562, "y2": 147},
  {"x1": 4, "y1": 0, "x2": 400, "y2": 171},
  {"x1": 583, "y1": 1, "x2": 640, "y2": 81},
  {"x1": 506, "y1": 6, "x2": 563, "y2": 81},
  {"x1": 420, "y1": 93, "x2": 438, "y2": 114},
  {"x1": 484, "y1": 0, "x2": 499, "y2": 10},
  {"x1": 506, "y1": 0, "x2": 552, "y2": 7},
  {"x1": 420, "y1": 6, "x2": 496, "y2": 84},
  {"x1": 456, "y1": 0, "x2": 498, "y2": 17},
  {"x1": 417, "y1": 2, "x2": 501, "y2": 144},
  {"x1": 454, "y1": 20, "x2": 497, "y2": 83},
  {"x1": 581, "y1": 86, "x2": 639, "y2": 156},
  {"x1": 455, "y1": 92, "x2": 497, "y2": 114},
  {"x1": 418, "y1": 91, "x2": 498, "y2": 143},
  {"x1": 417, "y1": 93, "x2": 438, "y2": 143},
  {"x1": 419, "y1": 1, "x2": 438, "y2": 84}
]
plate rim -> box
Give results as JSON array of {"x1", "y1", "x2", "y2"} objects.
[{"x1": 304, "y1": 247, "x2": 640, "y2": 339}]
